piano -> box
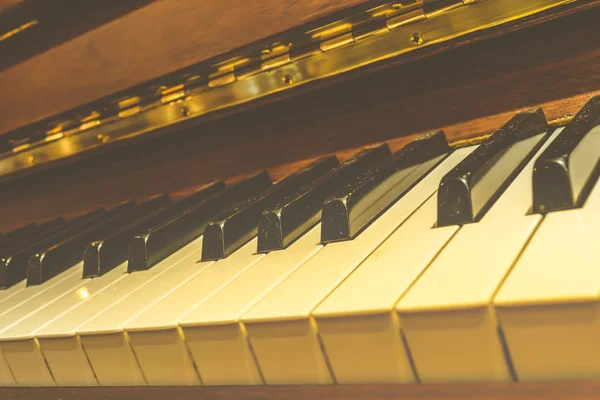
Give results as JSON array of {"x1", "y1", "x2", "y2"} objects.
[{"x1": 1, "y1": 0, "x2": 600, "y2": 399}]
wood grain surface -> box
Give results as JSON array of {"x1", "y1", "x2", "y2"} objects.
[
  {"x1": 0, "y1": 1, "x2": 156, "y2": 73},
  {"x1": 0, "y1": 2, "x2": 599, "y2": 231},
  {"x1": 0, "y1": 0, "x2": 377, "y2": 136},
  {"x1": 2, "y1": 381, "x2": 600, "y2": 400}
]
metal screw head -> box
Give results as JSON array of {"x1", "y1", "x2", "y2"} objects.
[
  {"x1": 181, "y1": 107, "x2": 191, "y2": 117},
  {"x1": 282, "y1": 74, "x2": 294, "y2": 85},
  {"x1": 410, "y1": 32, "x2": 424, "y2": 46}
]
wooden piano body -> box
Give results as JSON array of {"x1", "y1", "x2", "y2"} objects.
[{"x1": 1, "y1": 0, "x2": 600, "y2": 398}]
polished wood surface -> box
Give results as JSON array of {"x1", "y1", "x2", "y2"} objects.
[
  {"x1": 0, "y1": 0, "x2": 156, "y2": 73},
  {"x1": 0, "y1": 2, "x2": 599, "y2": 232},
  {"x1": 0, "y1": 0, "x2": 378, "y2": 136},
  {"x1": 3, "y1": 382, "x2": 600, "y2": 400}
]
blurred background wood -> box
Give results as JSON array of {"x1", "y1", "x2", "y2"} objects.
[{"x1": 0, "y1": 0, "x2": 378, "y2": 136}]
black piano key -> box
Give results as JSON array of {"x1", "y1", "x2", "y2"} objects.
[
  {"x1": 82, "y1": 194, "x2": 172, "y2": 278},
  {"x1": 533, "y1": 96, "x2": 600, "y2": 213},
  {"x1": 128, "y1": 174, "x2": 271, "y2": 272},
  {"x1": 202, "y1": 156, "x2": 347, "y2": 261},
  {"x1": 0, "y1": 218, "x2": 66, "y2": 254},
  {"x1": 0, "y1": 222, "x2": 38, "y2": 253},
  {"x1": 257, "y1": 156, "x2": 341, "y2": 253},
  {"x1": 321, "y1": 131, "x2": 451, "y2": 243},
  {"x1": 437, "y1": 109, "x2": 549, "y2": 227},
  {"x1": 127, "y1": 182, "x2": 226, "y2": 235},
  {"x1": 170, "y1": 183, "x2": 227, "y2": 211},
  {"x1": 27, "y1": 201, "x2": 138, "y2": 286},
  {"x1": 257, "y1": 145, "x2": 392, "y2": 253},
  {"x1": 0, "y1": 208, "x2": 108, "y2": 288},
  {"x1": 83, "y1": 182, "x2": 225, "y2": 277}
]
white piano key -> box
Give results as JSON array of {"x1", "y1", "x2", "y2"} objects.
[
  {"x1": 122, "y1": 239, "x2": 264, "y2": 386},
  {"x1": 240, "y1": 146, "x2": 475, "y2": 385},
  {"x1": 396, "y1": 129, "x2": 560, "y2": 383},
  {"x1": 0, "y1": 349, "x2": 15, "y2": 386},
  {"x1": 0, "y1": 263, "x2": 86, "y2": 387},
  {"x1": 75, "y1": 236, "x2": 211, "y2": 386},
  {"x1": 0, "y1": 264, "x2": 86, "y2": 387},
  {"x1": 0, "y1": 264, "x2": 85, "y2": 338},
  {"x1": 0, "y1": 266, "x2": 82, "y2": 320},
  {"x1": 34, "y1": 235, "x2": 203, "y2": 387},
  {"x1": 0, "y1": 280, "x2": 26, "y2": 308},
  {"x1": 312, "y1": 195, "x2": 457, "y2": 384},
  {"x1": 494, "y1": 153, "x2": 600, "y2": 381},
  {"x1": 179, "y1": 225, "x2": 323, "y2": 386},
  {"x1": 0, "y1": 264, "x2": 128, "y2": 386}
]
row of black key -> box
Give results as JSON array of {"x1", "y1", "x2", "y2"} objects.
[{"x1": 1, "y1": 94, "x2": 599, "y2": 290}]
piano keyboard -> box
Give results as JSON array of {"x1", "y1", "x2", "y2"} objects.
[{"x1": 1, "y1": 96, "x2": 600, "y2": 387}]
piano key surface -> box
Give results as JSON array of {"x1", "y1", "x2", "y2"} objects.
[
  {"x1": 37, "y1": 235, "x2": 206, "y2": 386},
  {"x1": 240, "y1": 146, "x2": 474, "y2": 385},
  {"x1": 180, "y1": 225, "x2": 323, "y2": 385},
  {"x1": 396, "y1": 127, "x2": 561, "y2": 383},
  {"x1": 123, "y1": 239, "x2": 263, "y2": 385},
  {"x1": 4, "y1": 109, "x2": 600, "y2": 390},
  {"x1": 313, "y1": 195, "x2": 458, "y2": 384},
  {"x1": 495, "y1": 129, "x2": 600, "y2": 381}
]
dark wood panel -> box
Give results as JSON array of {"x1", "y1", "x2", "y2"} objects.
[
  {"x1": 0, "y1": 0, "x2": 376, "y2": 136},
  {"x1": 0, "y1": 3, "x2": 599, "y2": 232},
  {"x1": 3, "y1": 381, "x2": 600, "y2": 400}
]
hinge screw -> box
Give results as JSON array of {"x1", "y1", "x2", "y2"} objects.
[
  {"x1": 282, "y1": 75, "x2": 294, "y2": 86},
  {"x1": 27, "y1": 155, "x2": 35, "y2": 165},
  {"x1": 410, "y1": 32, "x2": 424, "y2": 46},
  {"x1": 181, "y1": 107, "x2": 191, "y2": 117}
]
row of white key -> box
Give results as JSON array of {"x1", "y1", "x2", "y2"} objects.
[
  {"x1": 0, "y1": 142, "x2": 472, "y2": 386},
  {"x1": 3, "y1": 125, "x2": 599, "y2": 386}
]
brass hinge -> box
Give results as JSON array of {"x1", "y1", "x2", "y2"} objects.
[
  {"x1": 209, "y1": 0, "x2": 475, "y2": 82},
  {"x1": 1, "y1": 0, "x2": 576, "y2": 179}
]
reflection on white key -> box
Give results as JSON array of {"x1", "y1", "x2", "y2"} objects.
[
  {"x1": 0, "y1": 263, "x2": 127, "y2": 386},
  {"x1": 76, "y1": 237, "x2": 212, "y2": 386},
  {"x1": 35, "y1": 236, "x2": 203, "y2": 387},
  {"x1": 495, "y1": 156, "x2": 600, "y2": 381},
  {"x1": 179, "y1": 226, "x2": 322, "y2": 385},
  {"x1": 241, "y1": 147, "x2": 475, "y2": 385},
  {"x1": 0, "y1": 266, "x2": 82, "y2": 321},
  {"x1": 123, "y1": 239, "x2": 264, "y2": 386},
  {"x1": 396, "y1": 130, "x2": 560, "y2": 383},
  {"x1": 313, "y1": 195, "x2": 457, "y2": 384}
]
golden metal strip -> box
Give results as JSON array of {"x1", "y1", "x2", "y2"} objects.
[
  {"x1": 0, "y1": 0, "x2": 577, "y2": 178},
  {"x1": 161, "y1": 90, "x2": 186, "y2": 104},
  {"x1": 320, "y1": 33, "x2": 355, "y2": 52},
  {"x1": 261, "y1": 54, "x2": 292, "y2": 71},
  {"x1": 118, "y1": 97, "x2": 141, "y2": 109},
  {"x1": 0, "y1": 20, "x2": 39, "y2": 42}
]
